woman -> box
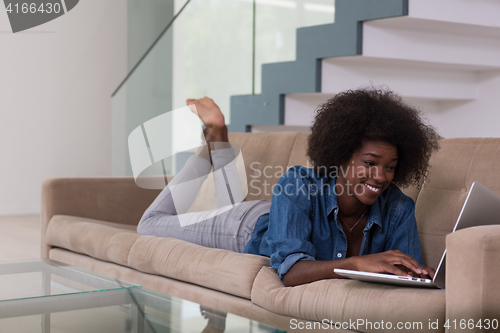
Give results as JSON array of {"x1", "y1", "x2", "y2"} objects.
[{"x1": 137, "y1": 88, "x2": 440, "y2": 288}]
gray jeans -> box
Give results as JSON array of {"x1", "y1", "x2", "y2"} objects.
[{"x1": 137, "y1": 145, "x2": 271, "y2": 253}]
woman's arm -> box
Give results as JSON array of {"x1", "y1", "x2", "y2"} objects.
[
  {"x1": 282, "y1": 258, "x2": 356, "y2": 287},
  {"x1": 283, "y1": 250, "x2": 430, "y2": 287}
]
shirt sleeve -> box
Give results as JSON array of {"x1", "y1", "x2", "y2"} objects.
[
  {"x1": 265, "y1": 167, "x2": 318, "y2": 279},
  {"x1": 277, "y1": 253, "x2": 315, "y2": 279},
  {"x1": 384, "y1": 195, "x2": 424, "y2": 266}
]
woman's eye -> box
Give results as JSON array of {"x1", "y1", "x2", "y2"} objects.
[
  {"x1": 364, "y1": 161, "x2": 375, "y2": 166},
  {"x1": 387, "y1": 166, "x2": 397, "y2": 171}
]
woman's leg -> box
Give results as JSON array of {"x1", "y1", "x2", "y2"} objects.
[
  {"x1": 211, "y1": 142, "x2": 246, "y2": 209},
  {"x1": 137, "y1": 97, "x2": 269, "y2": 252}
]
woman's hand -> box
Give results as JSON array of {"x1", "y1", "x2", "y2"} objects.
[
  {"x1": 351, "y1": 250, "x2": 433, "y2": 278},
  {"x1": 394, "y1": 264, "x2": 436, "y2": 279},
  {"x1": 423, "y1": 267, "x2": 435, "y2": 279},
  {"x1": 282, "y1": 251, "x2": 436, "y2": 287}
]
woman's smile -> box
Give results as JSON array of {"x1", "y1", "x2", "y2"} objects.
[{"x1": 364, "y1": 183, "x2": 382, "y2": 193}]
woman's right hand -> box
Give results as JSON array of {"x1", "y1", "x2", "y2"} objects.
[{"x1": 351, "y1": 250, "x2": 432, "y2": 278}]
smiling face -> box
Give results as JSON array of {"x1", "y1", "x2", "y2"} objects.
[{"x1": 336, "y1": 140, "x2": 398, "y2": 208}]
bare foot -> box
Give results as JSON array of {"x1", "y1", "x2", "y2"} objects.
[
  {"x1": 187, "y1": 97, "x2": 228, "y2": 144},
  {"x1": 187, "y1": 97, "x2": 226, "y2": 133}
]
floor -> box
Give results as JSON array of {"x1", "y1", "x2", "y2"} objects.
[{"x1": 0, "y1": 215, "x2": 40, "y2": 262}]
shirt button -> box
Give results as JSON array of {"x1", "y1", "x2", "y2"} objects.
[{"x1": 337, "y1": 253, "x2": 342, "y2": 258}]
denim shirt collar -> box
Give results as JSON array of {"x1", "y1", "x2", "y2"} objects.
[{"x1": 325, "y1": 176, "x2": 383, "y2": 232}]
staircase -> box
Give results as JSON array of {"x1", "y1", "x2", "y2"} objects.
[{"x1": 229, "y1": 0, "x2": 500, "y2": 139}]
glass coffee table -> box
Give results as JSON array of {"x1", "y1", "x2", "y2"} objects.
[{"x1": 0, "y1": 259, "x2": 285, "y2": 333}]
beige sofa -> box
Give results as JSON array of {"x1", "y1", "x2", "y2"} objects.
[{"x1": 41, "y1": 132, "x2": 500, "y2": 332}]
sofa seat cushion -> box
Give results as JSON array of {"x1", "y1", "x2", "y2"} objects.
[
  {"x1": 252, "y1": 267, "x2": 446, "y2": 332},
  {"x1": 46, "y1": 215, "x2": 271, "y2": 300},
  {"x1": 46, "y1": 215, "x2": 139, "y2": 267},
  {"x1": 127, "y1": 235, "x2": 270, "y2": 299}
]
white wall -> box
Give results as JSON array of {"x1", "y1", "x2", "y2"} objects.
[{"x1": 0, "y1": 0, "x2": 127, "y2": 214}]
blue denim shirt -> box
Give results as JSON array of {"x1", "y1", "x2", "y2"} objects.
[{"x1": 243, "y1": 165, "x2": 423, "y2": 280}]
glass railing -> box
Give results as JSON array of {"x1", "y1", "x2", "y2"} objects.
[
  {"x1": 112, "y1": 0, "x2": 335, "y2": 177},
  {"x1": 254, "y1": 0, "x2": 335, "y2": 94}
]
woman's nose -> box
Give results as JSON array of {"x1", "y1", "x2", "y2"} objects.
[{"x1": 371, "y1": 166, "x2": 387, "y2": 183}]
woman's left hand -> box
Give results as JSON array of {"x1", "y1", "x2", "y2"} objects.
[{"x1": 395, "y1": 264, "x2": 435, "y2": 279}]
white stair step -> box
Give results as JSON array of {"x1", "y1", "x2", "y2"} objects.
[
  {"x1": 408, "y1": 0, "x2": 500, "y2": 27},
  {"x1": 363, "y1": 17, "x2": 500, "y2": 69},
  {"x1": 321, "y1": 56, "x2": 478, "y2": 101},
  {"x1": 284, "y1": 93, "x2": 451, "y2": 127}
]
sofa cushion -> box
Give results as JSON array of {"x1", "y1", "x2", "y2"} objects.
[
  {"x1": 46, "y1": 215, "x2": 271, "y2": 299},
  {"x1": 252, "y1": 267, "x2": 445, "y2": 333},
  {"x1": 127, "y1": 235, "x2": 270, "y2": 299},
  {"x1": 46, "y1": 215, "x2": 139, "y2": 267}
]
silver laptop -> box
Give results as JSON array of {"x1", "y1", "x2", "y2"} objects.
[{"x1": 334, "y1": 181, "x2": 500, "y2": 289}]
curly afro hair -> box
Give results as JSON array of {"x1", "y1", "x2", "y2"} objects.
[{"x1": 307, "y1": 88, "x2": 440, "y2": 188}]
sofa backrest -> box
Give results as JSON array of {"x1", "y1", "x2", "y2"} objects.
[
  {"x1": 412, "y1": 138, "x2": 500, "y2": 268},
  {"x1": 230, "y1": 132, "x2": 311, "y2": 201},
  {"x1": 186, "y1": 132, "x2": 310, "y2": 213},
  {"x1": 188, "y1": 133, "x2": 500, "y2": 268}
]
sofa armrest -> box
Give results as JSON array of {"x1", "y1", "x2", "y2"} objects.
[
  {"x1": 445, "y1": 225, "x2": 500, "y2": 328},
  {"x1": 41, "y1": 177, "x2": 166, "y2": 258}
]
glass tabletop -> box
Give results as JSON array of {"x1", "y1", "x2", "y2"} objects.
[
  {"x1": 0, "y1": 259, "x2": 285, "y2": 333},
  {"x1": 0, "y1": 259, "x2": 139, "y2": 303}
]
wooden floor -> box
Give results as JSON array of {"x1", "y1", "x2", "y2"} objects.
[{"x1": 0, "y1": 215, "x2": 40, "y2": 262}]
